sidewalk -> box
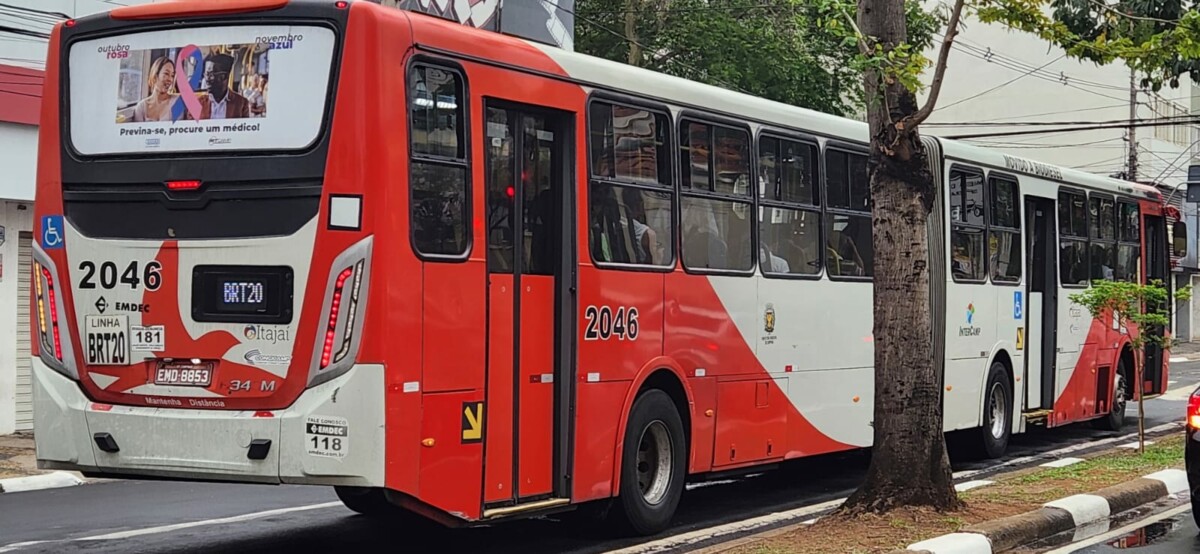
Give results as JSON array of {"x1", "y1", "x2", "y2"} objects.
[
  {"x1": 1169, "y1": 340, "x2": 1200, "y2": 361},
  {"x1": 0, "y1": 433, "x2": 39, "y2": 480},
  {"x1": 0, "y1": 433, "x2": 84, "y2": 493}
]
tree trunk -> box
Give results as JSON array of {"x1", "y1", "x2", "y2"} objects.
[
  {"x1": 840, "y1": 0, "x2": 960, "y2": 514},
  {"x1": 1136, "y1": 353, "x2": 1144, "y2": 453}
]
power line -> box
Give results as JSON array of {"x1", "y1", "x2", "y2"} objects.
[
  {"x1": 953, "y1": 38, "x2": 1131, "y2": 92},
  {"x1": 927, "y1": 113, "x2": 1200, "y2": 127},
  {"x1": 938, "y1": 54, "x2": 1067, "y2": 111},
  {"x1": 0, "y1": 3, "x2": 68, "y2": 20},
  {"x1": 944, "y1": 117, "x2": 1200, "y2": 139},
  {"x1": 947, "y1": 43, "x2": 1132, "y2": 103}
]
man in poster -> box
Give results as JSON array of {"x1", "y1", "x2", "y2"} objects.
[{"x1": 195, "y1": 53, "x2": 250, "y2": 119}]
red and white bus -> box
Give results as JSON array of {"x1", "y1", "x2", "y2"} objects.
[{"x1": 31, "y1": 0, "x2": 1183, "y2": 534}]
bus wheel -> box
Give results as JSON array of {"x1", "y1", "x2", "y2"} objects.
[
  {"x1": 612, "y1": 389, "x2": 686, "y2": 536},
  {"x1": 976, "y1": 362, "x2": 1012, "y2": 459},
  {"x1": 1093, "y1": 360, "x2": 1128, "y2": 431},
  {"x1": 335, "y1": 486, "x2": 396, "y2": 516}
]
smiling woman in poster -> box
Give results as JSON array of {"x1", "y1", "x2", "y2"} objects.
[{"x1": 131, "y1": 56, "x2": 179, "y2": 122}]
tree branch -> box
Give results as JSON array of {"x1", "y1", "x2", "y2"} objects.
[
  {"x1": 839, "y1": 5, "x2": 872, "y2": 57},
  {"x1": 904, "y1": 0, "x2": 966, "y2": 128}
]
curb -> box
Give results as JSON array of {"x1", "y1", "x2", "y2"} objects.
[
  {"x1": 904, "y1": 468, "x2": 1189, "y2": 553},
  {"x1": 0, "y1": 471, "x2": 84, "y2": 494}
]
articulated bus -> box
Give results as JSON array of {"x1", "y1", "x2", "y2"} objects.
[{"x1": 31, "y1": 0, "x2": 1184, "y2": 534}]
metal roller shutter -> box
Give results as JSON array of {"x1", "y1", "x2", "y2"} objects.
[{"x1": 15, "y1": 231, "x2": 32, "y2": 431}]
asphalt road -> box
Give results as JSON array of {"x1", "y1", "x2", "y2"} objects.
[{"x1": 3, "y1": 361, "x2": 1199, "y2": 554}]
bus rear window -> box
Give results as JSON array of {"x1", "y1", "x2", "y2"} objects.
[{"x1": 68, "y1": 24, "x2": 335, "y2": 156}]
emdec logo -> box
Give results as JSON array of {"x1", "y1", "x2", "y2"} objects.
[{"x1": 959, "y1": 303, "x2": 981, "y2": 337}]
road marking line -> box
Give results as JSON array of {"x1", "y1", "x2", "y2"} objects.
[
  {"x1": 1170, "y1": 357, "x2": 1187, "y2": 363},
  {"x1": 604, "y1": 498, "x2": 845, "y2": 554},
  {"x1": 0, "y1": 501, "x2": 342, "y2": 552},
  {"x1": 1158, "y1": 383, "x2": 1196, "y2": 401},
  {"x1": 1118, "y1": 441, "x2": 1155, "y2": 449},
  {"x1": 954, "y1": 480, "x2": 993, "y2": 492},
  {"x1": 1039, "y1": 504, "x2": 1191, "y2": 553},
  {"x1": 1041, "y1": 457, "x2": 1084, "y2": 468}
]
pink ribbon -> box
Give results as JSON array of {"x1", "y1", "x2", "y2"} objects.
[{"x1": 173, "y1": 45, "x2": 203, "y2": 121}]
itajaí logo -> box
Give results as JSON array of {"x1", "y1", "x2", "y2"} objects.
[{"x1": 966, "y1": 303, "x2": 975, "y2": 324}]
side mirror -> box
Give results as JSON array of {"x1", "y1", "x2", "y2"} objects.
[{"x1": 1173, "y1": 220, "x2": 1188, "y2": 258}]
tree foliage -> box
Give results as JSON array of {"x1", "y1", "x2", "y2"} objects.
[{"x1": 574, "y1": 0, "x2": 943, "y2": 116}]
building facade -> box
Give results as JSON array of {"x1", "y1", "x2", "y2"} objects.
[
  {"x1": 0, "y1": 1, "x2": 157, "y2": 434},
  {"x1": 919, "y1": 15, "x2": 1200, "y2": 341}
]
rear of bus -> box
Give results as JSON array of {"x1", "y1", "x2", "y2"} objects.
[{"x1": 31, "y1": 0, "x2": 392, "y2": 488}]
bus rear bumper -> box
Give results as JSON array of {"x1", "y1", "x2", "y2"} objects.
[{"x1": 33, "y1": 359, "x2": 385, "y2": 488}]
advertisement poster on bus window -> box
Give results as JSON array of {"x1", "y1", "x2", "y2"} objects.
[{"x1": 68, "y1": 25, "x2": 335, "y2": 156}]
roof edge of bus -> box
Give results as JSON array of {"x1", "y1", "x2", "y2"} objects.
[
  {"x1": 518, "y1": 40, "x2": 1156, "y2": 199},
  {"x1": 110, "y1": 0, "x2": 290, "y2": 20}
]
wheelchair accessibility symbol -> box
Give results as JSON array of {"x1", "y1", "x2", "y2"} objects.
[{"x1": 41, "y1": 215, "x2": 64, "y2": 250}]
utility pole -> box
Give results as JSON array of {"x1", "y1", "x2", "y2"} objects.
[{"x1": 1127, "y1": 67, "x2": 1138, "y2": 182}]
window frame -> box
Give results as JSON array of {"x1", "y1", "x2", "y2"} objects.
[
  {"x1": 1115, "y1": 199, "x2": 1142, "y2": 283},
  {"x1": 823, "y1": 142, "x2": 873, "y2": 282},
  {"x1": 677, "y1": 112, "x2": 757, "y2": 276},
  {"x1": 756, "y1": 128, "x2": 823, "y2": 280},
  {"x1": 986, "y1": 172, "x2": 1022, "y2": 286},
  {"x1": 1057, "y1": 187, "x2": 1089, "y2": 289},
  {"x1": 407, "y1": 58, "x2": 473, "y2": 262},
  {"x1": 948, "y1": 164, "x2": 988, "y2": 284},
  {"x1": 585, "y1": 93, "x2": 678, "y2": 272}
]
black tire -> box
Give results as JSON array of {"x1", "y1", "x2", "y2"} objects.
[
  {"x1": 334, "y1": 486, "x2": 442, "y2": 530},
  {"x1": 335, "y1": 486, "x2": 396, "y2": 516},
  {"x1": 975, "y1": 362, "x2": 1012, "y2": 459},
  {"x1": 610, "y1": 389, "x2": 687, "y2": 536},
  {"x1": 1193, "y1": 491, "x2": 1200, "y2": 529},
  {"x1": 1092, "y1": 358, "x2": 1128, "y2": 431}
]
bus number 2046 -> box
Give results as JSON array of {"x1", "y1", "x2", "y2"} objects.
[{"x1": 584, "y1": 306, "x2": 639, "y2": 341}]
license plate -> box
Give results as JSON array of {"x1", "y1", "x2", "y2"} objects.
[
  {"x1": 84, "y1": 315, "x2": 130, "y2": 365},
  {"x1": 153, "y1": 360, "x2": 214, "y2": 387}
]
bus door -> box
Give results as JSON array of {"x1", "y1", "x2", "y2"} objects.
[
  {"x1": 1024, "y1": 196, "x2": 1057, "y2": 411},
  {"x1": 482, "y1": 101, "x2": 574, "y2": 505},
  {"x1": 1143, "y1": 214, "x2": 1168, "y2": 394}
]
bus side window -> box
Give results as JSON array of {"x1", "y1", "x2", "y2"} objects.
[
  {"x1": 1089, "y1": 195, "x2": 1117, "y2": 282},
  {"x1": 1116, "y1": 201, "x2": 1141, "y2": 282},
  {"x1": 824, "y1": 149, "x2": 872, "y2": 279},
  {"x1": 949, "y1": 167, "x2": 986, "y2": 282},
  {"x1": 758, "y1": 134, "x2": 820, "y2": 277},
  {"x1": 587, "y1": 101, "x2": 674, "y2": 268},
  {"x1": 1057, "y1": 190, "x2": 1089, "y2": 287},
  {"x1": 680, "y1": 119, "x2": 753, "y2": 273},
  {"x1": 988, "y1": 176, "x2": 1021, "y2": 283},
  {"x1": 409, "y1": 65, "x2": 470, "y2": 258}
]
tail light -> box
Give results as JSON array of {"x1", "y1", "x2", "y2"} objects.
[
  {"x1": 31, "y1": 245, "x2": 78, "y2": 379},
  {"x1": 309, "y1": 236, "x2": 372, "y2": 387},
  {"x1": 1189, "y1": 389, "x2": 1200, "y2": 429},
  {"x1": 37, "y1": 264, "x2": 64, "y2": 361},
  {"x1": 321, "y1": 261, "x2": 364, "y2": 368}
]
